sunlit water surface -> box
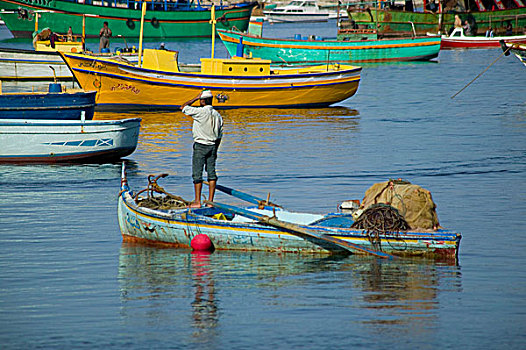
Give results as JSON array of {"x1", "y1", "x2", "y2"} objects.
[{"x1": 0, "y1": 22, "x2": 525, "y2": 349}]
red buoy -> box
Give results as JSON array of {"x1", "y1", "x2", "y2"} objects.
[{"x1": 191, "y1": 234, "x2": 214, "y2": 252}]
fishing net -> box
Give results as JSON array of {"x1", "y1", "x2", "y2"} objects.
[
  {"x1": 350, "y1": 204, "x2": 410, "y2": 250},
  {"x1": 358, "y1": 179, "x2": 440, "y2": 230},
  {"x1": 135, "y1": 173, "x2": 189, "y2": 210}
]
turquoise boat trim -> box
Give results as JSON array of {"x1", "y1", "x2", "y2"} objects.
[{"x1": 218, "y1": 29, "x2": 442, "y2": 63}]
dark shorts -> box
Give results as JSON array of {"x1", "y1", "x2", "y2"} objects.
[{"x1": 192, "y1": 140, "x2": 221, "y2": 184}]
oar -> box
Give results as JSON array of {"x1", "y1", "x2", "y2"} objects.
[
  {"x1": 204, "y1": 200, "x2": 395, "y2": 259},
  {"x1": 204, "y1": 181, "x2": 282, "y2": 208}
]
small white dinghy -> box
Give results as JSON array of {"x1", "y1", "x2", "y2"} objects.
[{"x1": 0, "y1": 116, "x2": 141, "y2": 163}]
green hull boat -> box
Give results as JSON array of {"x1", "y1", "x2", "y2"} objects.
[
  {"x1": 345, "y1": 3, "x2": 526, "y2": 37},
  {"x1": 218, "y1": 29, "x2": 441, "y2": 64},
  {"x1": 0, "y1": 0, "x2": 256, "y2": 39}
]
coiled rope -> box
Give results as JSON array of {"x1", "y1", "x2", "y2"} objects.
[{"x1": 350, "y1": 204, "x2": 410, "y2": 250}]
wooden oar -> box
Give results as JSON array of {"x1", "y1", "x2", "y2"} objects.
[
  {"x1": 204, "y1": 181, "x2": 282, "y2": 208},
  {"x1": 204, "y1": 200, "x2": 395, "y2": 259}
]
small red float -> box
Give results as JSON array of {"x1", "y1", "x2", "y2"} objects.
[{"x1": 191, "y1": 234, "x2": 214, "y2": 252}]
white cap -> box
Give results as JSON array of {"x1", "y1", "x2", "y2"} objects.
[{"x1": 200, "y1": 90, "x2": 213, "y2": 99}]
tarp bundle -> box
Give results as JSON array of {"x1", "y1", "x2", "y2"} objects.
[{"x1": 359, "y1": 180, "x2": 440, "y2": 230}]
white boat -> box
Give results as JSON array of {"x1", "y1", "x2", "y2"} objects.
[
  {"x1": 441, "y1": 27, "x2": 526, "y2": 49},
  {"x1": 0, "y1": 47, "x2": 74, "y2": 80},
  {"x1": 0, "y1": 47, "x2": 138, "y2": 81},
  {"x1": 263, "y1": 0, "x2": 329, "y2": 23},
  {"x1": 0, "y1": 118, "x2": 141, "y2": 162}
]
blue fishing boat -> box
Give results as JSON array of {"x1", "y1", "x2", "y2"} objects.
[
  {"x1": 0, "y1": 86, "x2": 96, "y2": 120},
  {"x1": 0, "y1": 118, "x2": 141, "y2": 163},
  {"x1": 118, "y1": 164, "x2": 461, "y2": 259}
]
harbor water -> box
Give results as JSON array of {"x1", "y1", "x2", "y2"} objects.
[{"x1": 0, "y1": 22, "x2": 525, "y2": 349}]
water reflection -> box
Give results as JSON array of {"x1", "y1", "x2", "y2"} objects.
[
  {"x1": 350, "y1": 259, "x2": 462, "y2": 332},
  {"x1": 118, "y1": 243, "x2": 462, "y2": 339},
  {"x1": 190, "y1": 252, "x2": 218, "y2": 341},
  {"x1": 95, "y1": 106, "x2": 360, "y2": 156}
]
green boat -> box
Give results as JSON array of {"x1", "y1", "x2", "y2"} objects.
[
  {"x1": 217, "y1": 28, "x2": 441, "y2": 64},
  {"x1": 0, "y1": 0, "x2": 256, "y2": 39},
  {"x1": 344, "y1": 1, "x2": 526, "y2": 37}
]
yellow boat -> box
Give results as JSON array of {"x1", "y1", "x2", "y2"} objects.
[{"x1": 59, "y1": 49, "x2": 361, "y2": 111}]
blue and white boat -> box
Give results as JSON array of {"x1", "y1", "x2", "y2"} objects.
[
  {"x1": 0, "y1": 88, "x2": 96, "y2": 120},
  {"x1": 0, "y1": 118, "x2": 141, "y2": 163},
  {"x1": 118, "y1": 164, "x2": 461, "y2": 260}
]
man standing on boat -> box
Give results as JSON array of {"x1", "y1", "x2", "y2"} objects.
[
  {"x1": 180, "y1": 90, "x2": 223, "y2": 208},
  {"x1": 99, "y1": 21, "x2": 112, "y2": 53}
]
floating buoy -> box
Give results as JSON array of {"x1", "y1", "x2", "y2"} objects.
[{"x1": 191, "y1": 234, "x2": 214, "y2": 252}]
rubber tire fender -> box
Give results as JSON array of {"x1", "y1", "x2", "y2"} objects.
[{"x1": 126, "y1": 18, "x2": 135, "y2": 30}]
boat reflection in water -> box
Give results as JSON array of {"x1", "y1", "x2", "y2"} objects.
[
  {"x1": 95, "y1": 106, "x2": 360, "y2": 145},
  {"x1": 95, "y1": 106, "x2": 360, "y2": 171},
  {"x1": 118, "y1": 243, "x2": 461, "y2": 341},
  {"x1": 190, "y1": 251, "x2": 219, "y2": 340}
]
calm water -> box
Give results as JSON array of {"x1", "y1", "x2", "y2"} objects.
[{"x1": 1, "y1": 22, "x2": 525, "y2": 349}]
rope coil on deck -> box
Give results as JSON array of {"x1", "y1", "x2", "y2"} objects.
[
  {"x1": 135, "y1": 173, "x2": 189, "y2": 210},
  {"x1": 350, "y1": 204, "x2": 410, "y2": 250}
]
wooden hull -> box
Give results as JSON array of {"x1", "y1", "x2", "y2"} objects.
[
  {"x1": 118, "y1": 180, "x2": 461, "y2": 259},
  {"x1": 59, "y1": 52, "x2": 362, "y2": 110},
  {"x1": 347, "y1": 8, "x2": 526, "y2": 37},
  {"x1": 218, "y1": 29, "x2": 441, "y2": 63},
  {"x1": 441, "y1": 36, "x2": 526, "y2": 49},
  {"x1": 0, "y1": 118, "x2": 141, "y2": 162},
  {"x1": 0, "y1": 0, "x2": 256, "y2": 39},
  {"x1": 0, "y1": 47, "x2": 138, "y2": 81},
  {"x1": 0, "y1": 90, "x2": 96, "y2": 120}
]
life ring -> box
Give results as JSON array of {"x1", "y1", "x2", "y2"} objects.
[
  {"x1": 126, "y1": 18, "x2": 135, "y2": 30},
  {"x1": 151, "y1": 17, "x2": 160, "y2": 28}
]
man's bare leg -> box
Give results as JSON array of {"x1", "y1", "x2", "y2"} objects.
[
  {"x1": 207, "y1": 180, "x2": 217, "y2": 206},
  {"x1": 190, "y1": 182, "x2": 203, "y2": 208}
]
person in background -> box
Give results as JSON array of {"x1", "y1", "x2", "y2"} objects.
[
  {"x1": 159, "y1": 42, "x2": 167, "y2": 50},
  {"x1": 99, "y1": 21, "x2": 112, "y2": 52},
  {"x1": 463, "y1": 20, "x2": 472, "y2": 36},
  {"x1": 67, "y1": 26, "x2": 73, "y2": 41},
  {"x1": 454, "y1": 15, "x2": 462, "y2": 28},
  {"x1": 485, "y1": 27, "x2": 494, "y2": 38},
  {"x1": 449, "y1": 14, "x2": 462, "y2": 35},
  {"x1": 180, "y1": 90, "x2": 223, "y2": 208},
  {"x1": 505, "y1": 22, "x2": 513, "y2": 36}
]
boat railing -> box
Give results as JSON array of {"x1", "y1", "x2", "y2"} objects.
[{"x1": 64, "y1": 0, "x2": 248, "y2": 11}]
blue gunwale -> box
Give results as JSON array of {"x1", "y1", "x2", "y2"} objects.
[
  {"x1": 71, "y1": 67, "x2": 360, "y2": 91},
  {"x1": 120, "y1": 191, "x2": 461, "y2": 246}
]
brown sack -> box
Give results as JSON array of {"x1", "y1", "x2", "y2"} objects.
[{"x1": 359, "y1": 180, "x2": 440, "y2": 230}]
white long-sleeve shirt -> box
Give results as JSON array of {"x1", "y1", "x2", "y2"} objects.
[{"x1": 182, "y1": 105, "x2": 223, "y2": 145}]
